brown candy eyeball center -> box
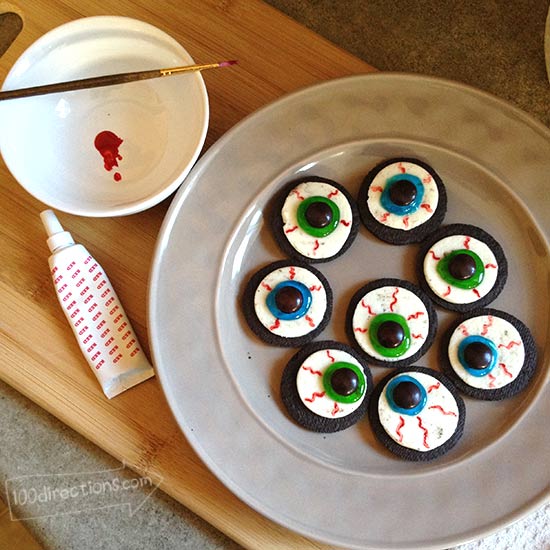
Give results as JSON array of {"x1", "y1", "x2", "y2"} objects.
[
  {"x1": 274, "y1": 285, "x2": 303, "y2": 314},
  {"x1": 377, "y1": 320, "x2": 405, "y2": 348},
  {"x1": 392, "y1": 381, "x2": 422, "y2": 409},
  {"x1": 330, "y1": 368, "x2": 359, "y2": 396},
  {"x1": 448, "y1": 253, "x2": 477, "y2": 280},
  {"x1": 389, "y1": 179, "x2": 417, "y2": 206},
  {"x1": 304, "y1": 201, "x2": 333, "y2": 228},
  {"x1": 464, "y1": 341, "x2": 493, "y2": 369}
]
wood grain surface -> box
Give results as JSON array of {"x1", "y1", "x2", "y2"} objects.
[{"x1": 0, "y1": 1, "x2": 375, "y2": 548}]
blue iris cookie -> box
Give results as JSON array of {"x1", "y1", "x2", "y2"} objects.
[
  {"x1": 369, "y1": 367, "x2": 465, "y2": 461},
  {"x1": 358, "y1": 157, "x2": 447, "y2": 245},
  {"x1": 441, "y1": 308, "x2": 537, "y2": 400},
  {"x1": 242, "y1": 260, "x2": 332, "y2": 347}
]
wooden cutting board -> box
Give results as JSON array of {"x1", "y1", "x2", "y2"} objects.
[{"x1": 0, "y1": 0, "x2": 375, "y2": 548}]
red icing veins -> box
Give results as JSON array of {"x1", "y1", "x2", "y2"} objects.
[
  {"x1": 304, "y1": 315, "x2": 315, "y2": 327},
  {"x1": 499, "y1": 363, "x2": 513, "y2": 378},
  {"x1": 428, "y1": 405, "x2": 457, "y2": 416},
  {"x1": 498, "y1": 340, "x2": 521, "y2": 350},
  {"x1": 305, "y1": 391, "x2": 326, "y2": 403},
  {"x1": 395, "y1": 416, "x2": 405, "y2": 442},
  {"x1": 389, "y1": 288, "x2": 399, "y2": 312},
  {"x1": 480, "y1": 315, "x2": 493, "y2": 336},
  {"x1": 361, "y1": 300, "x2": 375, "y2": 315},
  {"x1": 94, "y1": 130, "x2": 123, "y2": 182},
  {"x1": 417, "y1": 416, "x2": 430, "y2": 449},
  {"x1": 407, "y1": 311, "x2": 424, "y2": 320},
  {"x1": 302, "y1": 365, "x2": 323, "y2": 376}
]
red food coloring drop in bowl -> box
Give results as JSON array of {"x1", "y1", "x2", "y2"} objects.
[{"x1": 94, "y1": 130, "x2": 124, "y2": 181}]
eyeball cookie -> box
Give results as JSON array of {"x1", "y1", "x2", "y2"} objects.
[
  {"x1": 441, "y1": 309, "x2": 537, "y2": 400},
  {"x1": 271, "y1": 176, "x2": 359, "y2": 263},
  {"x1": 418, "y1": 224, "x2": 507, "y2": 312},
  {"x1": 357, "y1": 158, "x2": 447, "y2": 245},
  {"x1": 242, "y1": 260, "x2": 332, "y2": 347},
  {"x1": 346, "y1": 279, "x2": 437, "y2": 368},
  {"x1": 369, "y1": 367, "x2": 465, "y2": 461},
  {"x1": 280, "y1": 341, "x2": 373, "y2": 432}
]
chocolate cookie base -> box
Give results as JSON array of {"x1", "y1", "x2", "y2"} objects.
[
  {"x1": 345, "y1": 278, "x2": 438, "y2": 368},
  {"x1": 271, "y1": 176, "x2": 360, "y2": 263},
  {"x1": 368, "y1": 366, "x2": 466, "y2": 461},
  {"x1": 280, "y1": 340, "x2": 373, "y2": 433},
  {"x1": 440, "y1": 308, "x2": 537, "y2": 400},
  {"x1": 242, "y1": 259, "x2": 333, "y2": 347},
  {"x1": 417, "y1": 223, "x2": 508, "y2": 313},
  {"x1": 357, "y1": 157, "x2": 447, "y2": 245}
]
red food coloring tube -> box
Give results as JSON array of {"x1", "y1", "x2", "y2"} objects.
[{"x1": 41, "y1": 210, "x2": 154, "y2": 398}]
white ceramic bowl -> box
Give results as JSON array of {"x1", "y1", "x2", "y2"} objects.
[{"x1": 0, "y1": 16, "x2": 209, "y2": 216}]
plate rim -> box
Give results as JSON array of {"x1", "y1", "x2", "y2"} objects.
[{"x1": 148, "y1": 72, "x2": 550, "y2": 549}]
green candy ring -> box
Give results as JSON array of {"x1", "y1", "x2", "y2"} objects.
[
  {"x1": 368, "y1": 313, "x2": 411, "y2": 358},
  {"x1": 322, "y1": 361, "x2": 366, "y2": 403},
  {"x1": 296, "y1": 196, "x2": 340, "y2": 238},
  {"x1": 437, "y1": 249, "x2": 485, "y2": 289}
]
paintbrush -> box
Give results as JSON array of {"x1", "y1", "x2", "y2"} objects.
[{"x1": 0, "y1": 59, "x2": 238, "y2": 101}]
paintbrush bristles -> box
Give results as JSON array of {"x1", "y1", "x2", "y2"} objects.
[{"x1": 0, "y1": 60, "x2": 238, "y2": 101}]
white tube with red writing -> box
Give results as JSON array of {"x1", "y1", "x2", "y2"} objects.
[{"x1": 41, "y1": 209, "x2": 154, "y2": 398}]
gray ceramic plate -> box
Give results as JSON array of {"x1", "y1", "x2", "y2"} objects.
[{"x1": 149, "y1": 74, "x2": 550, "y2": 550}]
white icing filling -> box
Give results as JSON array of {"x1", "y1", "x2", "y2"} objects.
[
  {"x1": 352, "y1": 285, "x2": 430, "y2": 362},
  {"x1": 378, "y1": 372, "x2": 459, "y2": 452},
  {"x1": 366, "y1": 161, "x2": 439, "y2": 231},
  {"x1": 448, "y1": 314, "x2": 525, "y2": 390},
  {"x1": 296, "y1": 348, "x2": 366, "y2": 419},
  {"x1": 281, "y1": 181, "x2": 353, "y2": 259},
  {"x1": 253, "y1": 265, "x2": 327, "y2": 338},
  {"x1": 422, "y1": 235, "x2": 499, "y2": 304}
]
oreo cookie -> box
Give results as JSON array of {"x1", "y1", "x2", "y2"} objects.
[
  {"x1": 357, "y1": 157, "x2": 447, "y2": 245},
  {"x1": 369, "y1": 367, "x2": 466, "y2": 461},
  {"x1": 346, "y1": 278, "x2": 437, "y2": 368},
  {"x1": 417, "y1": 223, "x2": 507, "y2": 312},
  {"x1": 441, "y1": 308, "x2": 537, "y2": 400},
  {"x1": 280, "y1": 340, "x2": 373, "y2": 432},
  {"x1": 271, "y1": 176, "x2": 360, "y2": 263},
  {"x1": 242, "y1": 260, "x2": 332, "y2": 347}
]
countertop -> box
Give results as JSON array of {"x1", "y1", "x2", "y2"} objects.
[{"x1": 1, "y1": 1, "x2": 550, "y2": 549}]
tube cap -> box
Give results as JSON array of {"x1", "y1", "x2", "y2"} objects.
[{"x1": 40, "y1": 210, "x2": 75, "y2": 252}]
